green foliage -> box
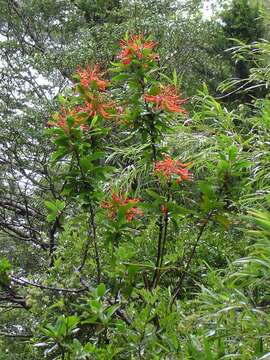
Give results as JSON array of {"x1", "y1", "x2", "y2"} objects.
[
  {"x1": 0, "y1": 258, "x2": 11, "y2": 287},
  {"x1": 217, "y1": 0, "x2": 267, "y2": 98},
  {"x1": 222, "y1": 0, "x2": 264, "y2": 43},
  {"x1": 2, "y1": 2, "x2": 270, "y2": 359},
  {"x1": 45, "y1": 200, "x2": 66, "y2": 222}
]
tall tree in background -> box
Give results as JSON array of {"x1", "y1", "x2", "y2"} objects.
[{"x1": 220, "y1": 0, "x2": 265, "y2": 94}]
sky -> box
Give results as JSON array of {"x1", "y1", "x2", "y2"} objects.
[
  {"x1": 202, "y1": 0, "x2": 230, "y2": 18},
  {"x1": 203, "y1": 0, "x2": 214, "y2": 18}
]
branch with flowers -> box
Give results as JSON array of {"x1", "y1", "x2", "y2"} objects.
[{"x1": 111, "y1": 34, "x2": 195, "y2": 291}]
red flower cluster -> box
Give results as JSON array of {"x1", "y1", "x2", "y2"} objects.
[
  {"x1": 48, "y1": 63, "x2": 116, "y2": 129},
  {"x1": 76, "y1": 94, "x2": 115, "y2": 120},
  {"x1": 144, "y1": 85, "x2": 187, "y2": 113},
  {"x1": 75, "y1": 65, "x2": 115, "y2": 119},
  {"x1": 76, "y1": 64, "x2": 108, "y2": 91},
  {"x1": 118, "y1": 34, "x2": 158, "y2": 65},
  {"x1": 101, "y1": 193, "x2": 143, "y2": 222},
  {"x1": 47, "y1": 107, "x2": 89, "y2": 133},
  {"x1": 154, "y1": 156, "x2": 192, "y2": 184}
]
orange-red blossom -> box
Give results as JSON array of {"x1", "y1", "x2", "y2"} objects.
[
  {"x1": 47, "y1": 107, "x2": 89, "y2": 133},
  {"x1": 48, "y1": 92, "x2": 116, "y2": 131},
  {"x1": 76, "y1": 93, "x2": 115, "y2": 120},
  {"x1": 101, "y1": 193, "x2": 143, "y2": 222},
  {"x1": 118, "y1": 34, "x2": 158, "y2": 65},
  {"x1": 154, "y1": 156, "x2": 192, "y2": 184},
  {"x1": 144, "y1": 85, "x2": 187, "y2": 113},
  {"x1": 76, "y1": 64, "x2": 108, "y2": 91}
]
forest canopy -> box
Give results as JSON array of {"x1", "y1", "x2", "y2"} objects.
[{"x1": 1, "y1": 0, "x2": 270, "y2": 359}]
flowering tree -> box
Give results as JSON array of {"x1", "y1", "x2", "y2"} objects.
[
  {"x1": 39, "y1": 32, "x2": 197, "y2": 357},
  {"x1": 46, "y1": 33, "x2": 192, "y2": 279}
]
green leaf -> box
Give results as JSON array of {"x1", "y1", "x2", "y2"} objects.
[
  {"x1": 66, "y1": 115, "x2": 75, "y2": 127},
  {"x1": 54, "y1": 135, "x2": 69, "y2": 147},
  {"x1": 0, "y1": 258, "x2": 11, "y2": 286},
  {"x1": 90, "y1": 300, "x2": 102, "y2": 312},
  {"x1": 66, "y1": 316, "x2": 79, "y2": 332},
  {"x1": 44, "y1": 200, "x2": 57, "y2": 212},
  {"x1": 172, "y1": 69, "x2": 178, "y2": 86},
  {"x1": 97, "y1": 283, "x2": 106, "y2": 298},
  {"x1": 106, "y1": 304, "x2": 119, "y2": 319},
  {"x1": 112, "y1": 73, "x2": 129, "y2": 82},
  {"x1": 145, "y1": 189, "x2": 163, "y2": 201},
  {"x1": 198, "y1": 182, "x2": 215, "y2": 199},
  {"x1": 51, "y1": 148, "x2": 68, "y2": 162},
  {"x1": 45, "y1": 200, "x2": 65, "y2": 222},
  {"x1": 90, "y1": 115, "x2": 99, "y2": 128},
  {"x1": 228, "y1": 145, "x2": 238, "y2": 161}
]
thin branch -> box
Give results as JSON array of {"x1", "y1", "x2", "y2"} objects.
[
  {"x1": 151, "y1": 218, "x2": 164, "y2": 288},
  {"x1": 0, "y1": 222, "x2": 48, "y2": 250},
  {"x1": 170, "y1": 210, "x2": 213, "y2": 308},
  {"x1": 0, "y1": 331, "x2": 31, "y2": 338},
  {"x1": 153, "y1": 210, "x2": 169, "y2": 288},
  {"x1": 11, "y1": 276, "x2": 88, "y2": 294},
  {"x1": 73, "y1": 147, "x2": 101, "y2": 281}
]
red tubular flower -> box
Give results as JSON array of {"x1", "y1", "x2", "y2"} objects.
[
  {"x1": 76, "y1": 64, "x2": 108, "y2": 91},
  {"x1": 80, "y1": 124, "x2": 89, "y2": 132},
  {"x1": 154, "y1": 156, "x2": 193, "y2": 183},
  {"x1": 144, "y1": 85, "x2": 187, "y2": 113},
  {"x1": 101, "y1": 193, "x2": 143, "y2": 222},
  {"x1": 112, "y1": 193, "x2": 122, "y2": 204},
  {"x1": 118, "y1": 34, "x2": 158, "y2": 65}
]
